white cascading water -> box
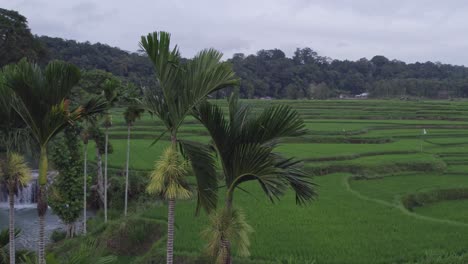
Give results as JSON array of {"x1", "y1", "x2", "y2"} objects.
[{"x1": 0, "y1": 171, "x2": 39, "y2": 209}]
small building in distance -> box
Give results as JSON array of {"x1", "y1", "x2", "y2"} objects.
[{"x1": 355, "y1": 92, "x2": 369, "y2": 99}]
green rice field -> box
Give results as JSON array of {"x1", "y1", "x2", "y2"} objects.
[{"x1": 87, "y1": 99, "x2": 468, "y2": 263}]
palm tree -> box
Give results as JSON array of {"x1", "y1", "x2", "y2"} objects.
[
  {"x1": 123, "y1": 105, "x2": 144, "y2": 216},
  {"x1": 0, "y1": 153, "x2": 31, "y2": 264},
  {"x1": 194, "y1": 94, "x2": 317, "y2": 264},
  {"x1": 0, "y1": 69, "x2": 30, "y2": 264},
  {"x1": 2, "y1": 59, "x2": 105, "y2": 264},
  {"x1": 139, "y1": 31, "x2": 238, "y2": 264},
  {"x1": 101, "y1": 79, "x2": 119, "y2": 223}
]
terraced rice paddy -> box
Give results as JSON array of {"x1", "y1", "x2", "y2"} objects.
[{"x1": 92, "y1": 100, "x2": 468, "y2": 263}]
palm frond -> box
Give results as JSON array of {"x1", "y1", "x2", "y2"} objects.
[
  {"x1": 193, "y1": 101, "x2": 230, "y2": 153},
  {"x1": 195, "y1": 93, "x2": 316, "y2": 204},
  {"x1": 273, "y1": 155, "x2": 318, "y2": 205},
  {"x1": 243, "y1": 104, "x2": 307, "y2": 144},
  {"x1": 179, "y1": 140, "x2": 218, "y2": 215},
  {"x1": 0, "y1": 152, "x2": 31, "y2": 193},
  {"x1": 175, "y1": 49, "x2": 239, "y2": 128},
  {"x1": 123, "y1": 105, "x2": 144, "y2": 126},
  {"x1": 230, "y1": 143, "x2": 287, "y2": 202},
  {"x1": 3, "y1": 59, "x2": 82, "y2": 145},
  {"x1": 202, "y1": 207, "x2": 253, "y2": 262},
  {"x1": 147, "y1": 146, "x2": 191, "y2": 200}
]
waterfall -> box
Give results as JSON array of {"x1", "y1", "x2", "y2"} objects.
[{"x1": 0, "y1": 170, "x2": 39, "y2": 209}]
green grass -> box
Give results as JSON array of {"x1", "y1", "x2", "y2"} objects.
[{"x1": 61, "y1": 99, "x2": 468, "y2": 263}]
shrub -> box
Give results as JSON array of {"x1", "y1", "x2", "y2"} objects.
[
  {"x1": 101, "y1": 217, "x2": 164, "y2": 255},
  {"x1": 50, "y1": 230, "x2": 67, "y2": 243}
]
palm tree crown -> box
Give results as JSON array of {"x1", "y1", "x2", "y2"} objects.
[
  {"x1": 0, "y1": 152, "x2": 31, "y2": 193},
  {"x1": 195, "y1": 94, "x2": 317, "y2": 205},
  {"x1": 123, "y1": 105, "x2": 144, "y2": 126},
  {"x1": 139, "y1": 31, "x2": 239, "y2": 213}
]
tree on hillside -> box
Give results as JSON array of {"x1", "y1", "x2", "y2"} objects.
[
  {"x1": 140, "y1": 31, "x2": 238, "y2": 264},
  {"x1": 194, "y1": 94, "x2": 316, "y2": 264},
  {"x1": 2, "y1": 59, "x2": 106, "y2": 264},
  {"x1": 0, "y1": 8, "x2": 46, "y2": 67},
  {"x1": 123, "y1": 105, "x2": 144, "y2": 216}
]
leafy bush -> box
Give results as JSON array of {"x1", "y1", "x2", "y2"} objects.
[
  {"x1": 101, "y1": 217, "x2": 164, "y2": 255},
  {"x1": 50, "y1": 230, "x2": 66, "y2": 243}
]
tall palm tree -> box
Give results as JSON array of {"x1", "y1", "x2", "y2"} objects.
[
  {"x1": 2, "y1": 59, "x2": 105, "y2": 264},
  {"x1": 0, "y1": 68, "x2": 31, "y2": 264},
  {"x1": 0, "y1": 153, "x2": 31, "y2": 264},
  {"x1": 139, "y1": 31, "x2": 238, "y2": 264},
  {"x1": 123, "y1": 105, "x2": 144, "y2": 216},
  {"x1": 101, "y1": 79, "x2": 119, "y2": 223},
  {"x1": 194, "y1": 94, "x2": 317, "y2": 264}
]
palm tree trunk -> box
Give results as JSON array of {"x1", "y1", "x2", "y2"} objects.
[
  {"x1": 167, "y1": 198, "x2": 175, "y2": 264},
  {"x1": 222, "y1": 197, "x2": 233, "y2": 264},
  {"x1": 166, "y1": 135, "x2": 177, "y2": 264},
  {"x1": 37, "y1": 147, "x2": 48, "y2": 264},
  {"x1": 124, "y1": 125, "x2": 131, "y2": 216},
  {"x1": 8, "y1": 191, "x2": 15, "y2": 264},
  {"x1": 96, "y1": 147, "x2": 104, "y2": 206},
  {"x1": 221, "y1": 238, "x2": 231, "y2": 264},
  {"x1": 83, "y1": 143, "x2": 88, "y2": 234},
  {"x1": 104, "y1": 129, "x2": 108, "y2": 223}
]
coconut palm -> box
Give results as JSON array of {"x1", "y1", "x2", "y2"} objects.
[
  {"x1": 139, "y1": 31, "x2": 238, "y2": 264},
  {"x1": 101, "y1": 78, "x2": 119, "y2": 223},
  {"x1": 2, "y1": 59, "x2": 106, "y2": 264},
  {"x1": 0, "y1": 153, "x2": 30, "y2": 264},
  {"x1": 194, "y1": 94, "x2": 317, "y2": 264},
  {"x1": 123, "y1": 105, "x2": 144, "y2": 216}
]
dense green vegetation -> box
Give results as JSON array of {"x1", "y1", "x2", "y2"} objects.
[
  {"x1": 38, "y1": 36, "x2": 468, "y2": 99},
  {"x1": 46, "y1": 99, "x2": 468, "y2": 264}
]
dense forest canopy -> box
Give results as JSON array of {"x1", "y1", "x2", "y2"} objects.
[{"x1": 2, "y1": 8, "x2": 468, "y2": 99}]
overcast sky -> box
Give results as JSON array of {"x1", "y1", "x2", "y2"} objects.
[{"x1": 3, "y1": 0, "x2": 468, "y2": 65}]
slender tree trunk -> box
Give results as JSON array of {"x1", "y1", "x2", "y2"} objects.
[
  {"x1": 166, "y1": 135, "x2": 177, "y2": 264},
  {"x1": 104, "y1": 129, "x2": 109, "y2": 223},
  {"x1": 83, "y1": 143, "x2": 88, "y2": 234},
  {"x1": 9, "y1": 191, "x2": 15, "y2": 264},
  {"x1": 222, "y1": 197, "x2": 233, "y2": 264},
  {"x1": 37, "y1": 147, "x2": 48, "y2": 264},
  {"x1": 221, "y1": 239, "x2": 231, "y2": 264},
  {"x1": 66, "y1": 223, "x2": 75, "y2": 238},
  {"x1": 124, "y1": 125, "x2": 131, "y2": 216},
  {"x1": 167, "y1": 198, "x2": 175, "y2": 264},
  {"x1": 96, "y1": 147, "x2": 104, "y2": 206}
]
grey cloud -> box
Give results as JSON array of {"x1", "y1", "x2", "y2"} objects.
[{"x1": 2, "y1": 0, "x2": 468, "y2": 65}]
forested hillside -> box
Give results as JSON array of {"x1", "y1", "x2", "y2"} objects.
[{"x1": 3, "y1": 8, "x2": 468, "y2": 99}]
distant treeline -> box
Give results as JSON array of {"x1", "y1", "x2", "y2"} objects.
[{"x1": 3, "y1": 8, "x2": 468, "y2": 99}]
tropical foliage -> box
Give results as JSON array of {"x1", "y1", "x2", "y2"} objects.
[
  {"x1": 193, "y1": 94, "x2": 316, "y2": 263},
  {"x1": 1, "y1": 58, "x2": 105, "y2": 264},
  {"x1": 49, "y1": 126, "x2": 84, "y2": 238}
]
